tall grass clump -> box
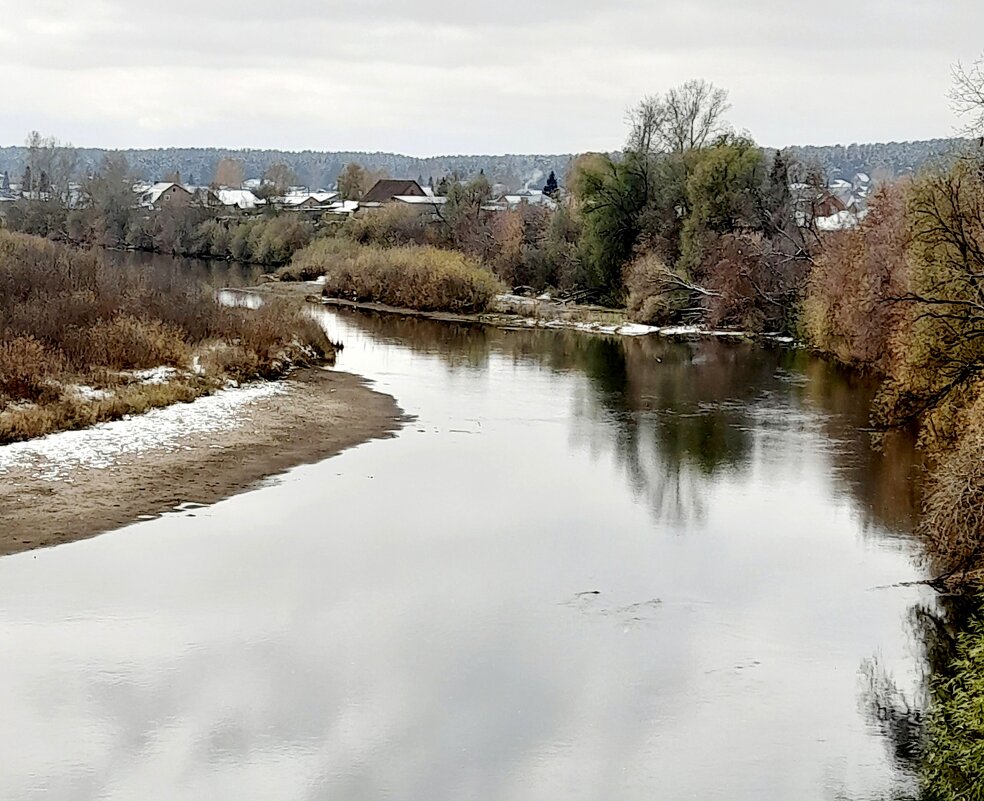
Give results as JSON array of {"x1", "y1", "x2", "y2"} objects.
[
  {"x1": 0, "y1": 230, "x2": 334, "y2": 442},
  {"x1": 289, "y1": 240, "x2": 503, "y2": 313}
]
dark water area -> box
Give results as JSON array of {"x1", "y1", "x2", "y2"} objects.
[
  {"x1": 0, "y1": 271, "x2": 942, "y2": 799},
  {"x1": 100, "y1": 248, "x2": 265, "y2": 289}
]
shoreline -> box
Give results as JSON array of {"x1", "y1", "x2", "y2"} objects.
[
  {"x1": 252, "y1": 281, "x2": 796, "y2": 343},
  {"x1": 0, "y1": 368, "x2": 404, "y2": 557}
]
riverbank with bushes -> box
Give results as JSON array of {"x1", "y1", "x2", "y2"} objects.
[
  {"x1": 5, "y1": 196, "x2": 318, "y2": 267},
  {"x1": 0, "y1": 230, "x2": 334, "y2": 443},
  {"x1": 284, "y1": 239, "x2": 504, "y2": 313}
]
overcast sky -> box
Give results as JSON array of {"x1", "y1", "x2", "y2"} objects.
[{"x1": 1, "y1": 0, "x2": 982, "y2": 155}]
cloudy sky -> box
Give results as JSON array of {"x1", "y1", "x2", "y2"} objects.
[{"x1": 1, "y1": 0, "x2": 982, "y2": 155}]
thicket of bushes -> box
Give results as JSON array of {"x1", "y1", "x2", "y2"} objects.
[
  {"x1": 803, "y1": 183, "x2": 911, "y2": 371},
  {"x1": 288, "y1": 239, "x2": 503, "y2": 313},
  {"x1": 799, "y1": 160, "x2": 984, "y2": 585},
  {"x1": 336, "y1": 192, "x2": 585, "y2": 294},
  {"x1": 7, "y1": 196, "x2": 316, "y2": 267},
  {"x1": 146, "y1": 214, "x2": 315, "y2": 265},
  {"x1": 0, "y1": 230, "x2": 333, "y2": 442}
]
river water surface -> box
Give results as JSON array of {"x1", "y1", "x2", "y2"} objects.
[{"x1": 0, "y1": 303, "x2": 936, "y2": 800}]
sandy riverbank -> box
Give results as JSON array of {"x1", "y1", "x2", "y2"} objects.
[{"x1": 0, "y1": 368, "x2": 403, "y2": 557}]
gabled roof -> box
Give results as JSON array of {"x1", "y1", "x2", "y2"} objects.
[
  {"x1": 393, "y1": 195, "x2": 447, "y2": 205},
  {"x1": 497, "y1": 192, "x2": 558, "y2": 210},
  {"x1": 215, "y1": 188, "x2": 261, "y2": 209},
  {"x1": 324, "y1": 199, "x2": 360, "y2": 215},
  {"x1": 361, "y1": 180, "x2": 425, "y2": 203},
  {"x1": 140, "y1": 182, "x2": 192, "y2": 206}
]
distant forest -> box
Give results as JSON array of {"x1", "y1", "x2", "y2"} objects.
[{"x1": 0, "y1": 138, "x2": 967, "y2": 191}]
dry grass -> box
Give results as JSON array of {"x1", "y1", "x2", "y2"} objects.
[
  {"x1": 287, "y1": 239, "x2": 503, "y2": 313},
  {"x1": 277, "y1": 237, "x2": 362, "y2": 282},
  {"x1": 0, "y1": 230, "x2": 336, "y2": 443},
  {"x1": 0, "y1": 379, "x2": 207, "y2": 443}
]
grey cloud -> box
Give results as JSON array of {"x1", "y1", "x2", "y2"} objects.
[{"x1": 0, "y1": 0, "x2": 981, "y2": 153}]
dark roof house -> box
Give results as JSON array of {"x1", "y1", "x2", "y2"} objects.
[{"x1": 361, "y1": 179, "x2": 426, "y2": 204}]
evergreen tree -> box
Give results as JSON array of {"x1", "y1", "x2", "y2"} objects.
[
  {"x1": 1, "y1": 171, "x2": 9, "y2": 192},
  {"x1": 21, "y1": 166, "x2": 32, "y2": 195},
  {"x1": 543, "y1": 170, "x2": 559, "y2": 198}
]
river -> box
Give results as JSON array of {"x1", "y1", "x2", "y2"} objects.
[{"x1": 0, "y1": 285, "x2": 937, "y2": 799}]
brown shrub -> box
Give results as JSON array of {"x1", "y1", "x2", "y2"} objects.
[
  {"x1": 292, "y1": 240, "x2": 503, "y2": 313},
  {"x1": 0, "y1": 379, "x2": 206, "y2": 443},
  {"x1": 200, "y1": 344, "x2": 261, "y2": 382},
  {"x1": 624, "y1": 253, "x2": 690, "y2": 325},
  {"x1": 697, "y1": 232, "x2": 809, "y2": 335},
  {"x1": 920, "y1": 390, "x2": 984, "y2": 579},
  {"x1": 0, "y1": 231, "x2": 339, "y2": 442},
  {"x1": 483, "y1": 206, "x2": 552, "y2": 290},
  {"x1": 277, "y1": 237, "x2": 361, "y2": 281},
  {"x1": 345, "y1": 204, "x2": 435, "y2": 248},
  {"x1": 803, "y1": 182, "x2": 910, "y2": 370},
  {"x1": 78, "y1": 315, "x2": 190, "y2": 370},
  {"x1": 0, "y1": 336, "x2": 64, "y2": 402}
]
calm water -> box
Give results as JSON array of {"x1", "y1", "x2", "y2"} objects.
[{"x1": 0, "y1": 303, "x2": 937, "y2": 800}]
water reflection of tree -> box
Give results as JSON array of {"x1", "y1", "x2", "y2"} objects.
[
  {"x1": 856, "y1": 595, "x2": 984, "y2": 801},
  {"x1": 329, "y1": 309, "x2": 498, "y2": 370},
  {"x1": 336, "y1": 310, "x2": 921, "y2": 534},
  {"x1": 102, "y1": 250, "x2": 264, "y2": 290},
  {"x1": 558, "y1": 334, "x2": 921, "y2": 533},
  {"x1": 799, "y1": 358, "x2": 923, "y2": 537}
]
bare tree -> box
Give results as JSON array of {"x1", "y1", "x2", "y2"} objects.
[
  {"x1": 263, "y1": 163, "x2": 296, "y2": 195},
  {"x1": 212, "y1": 158, "x2": 245, "y2": 189},
  {"x1": 626, "y1": 79, "x2": 731, "y2": 155},
  {"x1": 950, "y1": 55, "x2": 984, "y2": 139},
  {"x1": 336, "y1": 162, "x2": 388, "y2": 201},
  {"x1": 337, "y1": 162, "x2": 369, "y2": 200},
  {"x1": 24, "y1": 130, "x2": 78, "y2": 204}
]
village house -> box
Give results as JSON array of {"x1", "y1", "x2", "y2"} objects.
[
  {"x1": 356, "y1": 180, "x2": 447, "y2": 220},
  {"x1": 138, "y1": 182, "x2": 193, "y2": 209},
  {"x1": 486, "y1": 188, "x2": 558, "y2": 212},
  {"x1": 359, "y1": 179, "x2": 428, "y2": 208},
  {"x1": 274, "y1": 191, "x2": 339, "y2": 211},
  {"x1": 213, "y1": 188, "x2": 262, "y2": 210}
]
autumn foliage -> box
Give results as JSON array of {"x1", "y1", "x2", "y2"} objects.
[{"x1": 804, "y1": 182, "x2": 911, "y2": 371}]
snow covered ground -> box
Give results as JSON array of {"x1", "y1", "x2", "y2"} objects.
[{"x1": 0, "y1": 382, "x2": 287, "y2": 481}]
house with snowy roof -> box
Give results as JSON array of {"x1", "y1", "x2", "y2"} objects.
[
  {"x1": 213, "y1": 188, "x2": 262, "y2": 210},
  {"x1": 273, "y1": 191, "x2": 339, "y2": 210},
  {"x1": 138, "y1": 182, "x2": 194, "y2": 209}
]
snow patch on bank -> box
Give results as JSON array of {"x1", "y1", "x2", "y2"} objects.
[
  {"x1": 128, "y1": 366, "x2": 179, "y2": 385},
  {"x1": 552, "y1": 320, "x2": 660, "y2": 336},
  {"x1": 0, "y1": 382, "x2": 288, "y2": 481},
  {"x1": 657, "y1": 325, "x2": 747, "y2": 338},
  {"x1": 69, "y1": 385, "x2": 114, "y2": 402}
]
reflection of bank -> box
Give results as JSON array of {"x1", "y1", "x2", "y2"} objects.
[
  {"x1": 332, "y1": 307, "x2": 921, "y2": 539},
  {"x1": 860, "y1": 593, "x2": 984, "y2": 798},
  {"x1": 568, "y1": 334, "x2": 922, "y2": 538}
]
